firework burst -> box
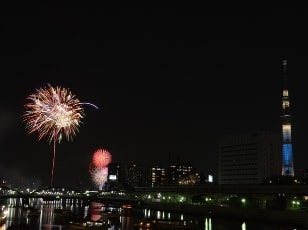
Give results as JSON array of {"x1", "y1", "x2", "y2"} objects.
[
  {"x1": 90, "y1": 148, "x2": 112, "y2": 190},
  {"x1": 22, "y1": 84, "x2": 97, "y2": 187},
  {"x1": 90, "y1": 166, "x2": 109, "y2": 190},
  {"x1": 92, "y1": 148, "x2": 112, "y2": 168},
  {"x1": 22, "y1": 84, "x2": 85, "y2": 143}
]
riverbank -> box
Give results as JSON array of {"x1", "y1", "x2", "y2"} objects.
[{"x1": 140, "y1": 202, "x2": 308, "y2": 227}]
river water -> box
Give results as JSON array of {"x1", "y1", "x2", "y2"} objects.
[{"x1": 0, "y1": 198, "x2": 304, "y2": 229}]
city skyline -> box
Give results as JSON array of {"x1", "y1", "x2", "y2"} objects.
[{"x1": 1, "y1": 7, "x2": 308, "y2": 188}]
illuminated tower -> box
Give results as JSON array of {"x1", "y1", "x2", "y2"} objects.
[{"x1": 281, "y1": 60, "x2": 294, "y2": 176}]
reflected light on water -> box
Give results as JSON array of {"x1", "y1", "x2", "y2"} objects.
[
  {"x1": 205, "y1": 217, "x2": 212, "y2": 230},
  {"x1": 157, "y1": 210, "x2": 161, "y2": 219},
  {"x1": 143, "y1": 208, "x2": 174, "y2": 220},
  {"x1": 241, "y1": 221, "x2": 246, "y2": 230},
  {"x1": 1, "y1": 198, "x2": 300, "y2": 229},
  {"x1": 89, "y1": 201, "x2": 103, "y2": 221},
  {"x1": 156, "y1": 211, "x2": 168, "y2": 219},
  {"x1": 120, "y1": 215, "x2": 132, "y2": 229},
  {"x1": 146, "y1": 209, "x2": 151, "y2": 217}
]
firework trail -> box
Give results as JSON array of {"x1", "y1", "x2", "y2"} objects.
[{"x1": 22, "y1": 84, "x2": 97, "y2": 187}]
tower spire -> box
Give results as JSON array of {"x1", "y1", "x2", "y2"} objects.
[
  {"x1": 283, "y1": 59, "x2": 288, "y2": 90},
  {"x1": 281, "y1": 59, "x2": 294, "y2": 176}
]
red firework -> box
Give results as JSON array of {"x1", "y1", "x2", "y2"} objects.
[{"x1": 92, "y1": 148, "x2": 112, "y2": 168}]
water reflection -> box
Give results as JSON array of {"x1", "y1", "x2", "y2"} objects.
[
  {"x1": 1, "y1": 198, "x2": 81, "y2": 229},
  {"x1": 0, "y1": 198, "x2": 305, "y2": 229},
  {"x1": 89, "y1": 201, "x2": 103, "y2": 222},
  {"x1": 1, "y1": 199, "x2": 204, "y2": 229},
  {"x1": 205, "y1": 217, "x2": 212, "y2": 230}
]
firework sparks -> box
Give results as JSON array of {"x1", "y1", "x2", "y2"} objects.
[
  {"x1": 92, "y1": 148, "x2": 112, "y2": 168},
  {"x1": 90, "y1": 166, "x2": 109, "y2": 190},
  {"x1": 89, "y1": 163, "x2": 108, "y2": 190},
  {"x1": 90, "y1": 148, "x2": 112, "y2": 190},
  {"x1": 22, "y1": 84, "x2": 85, "y2": 143},
  {"x1": 22, "y1": 84, "x2": 97, "y2": 187}
]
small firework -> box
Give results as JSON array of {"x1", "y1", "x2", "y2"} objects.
[
  {"x1": 92, "y1": 149, "x2": 112, "y2": 168},
  {"x1": 90, "y1": 166, "x2": 109, "y2": 190},
  {"x1": 90, "y1": 148, "x2": 112, "y2": 190}
]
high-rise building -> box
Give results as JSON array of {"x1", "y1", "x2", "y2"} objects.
[
  {"x1": 108, "y1": 163, "x2": 123, "y2": 181},
  {"x1": 218, "y1": 131, "x2": 281, "y2": 184},
  {"x1": 148, "y1": 165, "x2": 166, "y2": 187},
  {"x1": 167, "y1": 153, "x2": 198, "y2": 184},
  {"x1": 281, "y1": 60, "x2": 295, "y2": 176},
  {"x1": 125, "y1": 161, "x2": 145, "y2": 187},
  {"x1": 167, "y1": 161, "x2": 197, "y2": 184}
]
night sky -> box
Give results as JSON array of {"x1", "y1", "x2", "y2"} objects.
[{"x1": 1, "y1": 7, "x2": 308, "y2": 189}]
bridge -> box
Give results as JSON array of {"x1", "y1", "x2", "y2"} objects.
[
  {"x1": 0, "y1": 185, "x2": 140, "y2": 205},
  {"x1": 1, "y1": 184, "x2": 308, "y2": 211}
]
